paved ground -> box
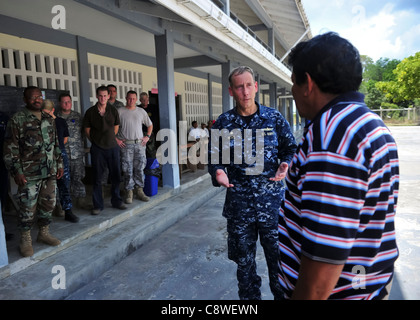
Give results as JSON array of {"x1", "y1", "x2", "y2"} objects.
[
  {"x1": 66, "y1": 189, "x2": 254, "y2": 300},
  {"x1": 388, "y1": 126, "x2": 420, "y2": 299},
  {"x1": 66, "y1": 125, "x2": 420, "y2": 300}
]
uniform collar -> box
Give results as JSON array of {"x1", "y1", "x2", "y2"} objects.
[
  {"x1": 232, "y1": 101, "x2": 269, "y2": 127},
  {"x1": 23, "y1": 107, "x2": 51, "y2": 120},
  {"x1": 304, "y1": 91, "x2": 365, "y2": 133}
]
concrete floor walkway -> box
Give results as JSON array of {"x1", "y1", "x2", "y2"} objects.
[
  {"x1": 0, "y1": 168, "x2": 222, "y2": 299},
  {"x1": 388, "y1": 126, "x2": 420, "y2": 299},
  {"x1": 67, "y1": 126, "x2": 420, "y2": 300},
  {"x1": 0, "y1": 126, "x2": 418, "y2": 300}
]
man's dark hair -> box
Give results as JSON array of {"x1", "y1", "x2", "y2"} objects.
[
  {"x1": 126, "y1": 90, "x2": 137, "y2": 97},
  {"x1": 107, "y1": 84, "x2": 117, "y2": 92},
  {"x1": 58, "y1": 93, "x2": 72, "y2": 102},
  {"x1": 23, "y1": 86, "x2": 40, "y2": 98},
  {"x1": 288, "y1": 32, "x2": 362, "y2": 94},
  {"x1": 96, "y1": 85, "x2": 108, "y2": 95}
]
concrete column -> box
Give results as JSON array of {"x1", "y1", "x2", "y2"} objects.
[
  {"x1": 221, "y1": 61, "x2": 233, "y2": 112},
  {"x1": 255, "y1": 73, "x2": 260, "y2": 103},
  {"x1": 280, "y1": 98, "x2": 286, "y2": 117},
  {"x1": 268, "y1": 28, "x2": 275, "y2": 54},
  {"x1": 76, "y1": 36, "x2": 92, "y2": 166},
  {"x1": 155, "y1": 31, "x2": 180, "y2": 189},
  {"x1": 269, "y1": 82, "x2": 277, "y2": 110},
  {"x1": 293, "y1": 98, "x2": 299, "y2": 130},
  {"x1": 221, "y1": 0, "x2": 230, "y2": 15},
  {"x1": 207, "y1": 73, "x2": 213, "y2": 120},
  {"x1": 288, "y1": 98, "x2": 294, "y2": 129},
  {"x1": 76, "y1": 36, "x2": 91, "y2": 114}
]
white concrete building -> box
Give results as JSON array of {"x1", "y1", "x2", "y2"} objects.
[{"x1": 0, "y1": 0, "x2": 311, "y2": 189}]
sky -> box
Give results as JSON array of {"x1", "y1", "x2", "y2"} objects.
[{"x1": 301, "y1": 0, "x2": 420, "y2": 61}]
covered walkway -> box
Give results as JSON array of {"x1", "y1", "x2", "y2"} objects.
[
  {"x1": 0, "y1": 126, "x2": 419, "y2": 299},
  {"x1": 0, "y1": 168, "x2": 218, "y2": 290},
  {"x1": 0, "y1": 0, "x2": 310, "y2": 189}
]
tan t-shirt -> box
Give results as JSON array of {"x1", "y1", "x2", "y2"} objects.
[{"x1": 117, "y1": 107, "x2": 152, "y2": 140}]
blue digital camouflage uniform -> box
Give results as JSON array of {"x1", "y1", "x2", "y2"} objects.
[
  {"x1": 208, "y1": 102, "x2": 297, "y2": 300},
  {"x1": 55, "y1": 116, "x2": 72, "y2": 211}
]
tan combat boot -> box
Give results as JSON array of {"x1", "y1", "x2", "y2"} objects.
[
  {"x1": 37, "y1": 225, "x2": 61, "y2": 246},
  {"x1": 135, "y1": 187, "x2": 150, "y2": 202},
  {"x1": 125, "y1": 189, "x2": 133, "y2": 204},
  {"x1": 20, "y1": 230, "x2": 34, "y2": 257}
]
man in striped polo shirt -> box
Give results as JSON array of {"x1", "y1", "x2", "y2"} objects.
[{"x1": 278, "y1": 32, "x2": 399, "y2": 300}]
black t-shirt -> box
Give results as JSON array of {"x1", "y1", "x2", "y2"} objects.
[
  {"x1": 82, "y1": 103, "x2": 120, "y2": 149},
  {"x1": 138, "y1": 104, "x2": 159, "y2": 133}
]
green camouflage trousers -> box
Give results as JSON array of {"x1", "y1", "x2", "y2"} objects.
[{"x1": 17, "y1": 176, "x2": 56, "y2": 231}]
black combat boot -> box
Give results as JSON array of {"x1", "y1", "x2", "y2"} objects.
[{"x1": 64, "y1": 209, "x2": 79, "y2": 223}]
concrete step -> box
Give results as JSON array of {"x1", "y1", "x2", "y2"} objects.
[{"x1": 0, "y1": 174, "x2": 223, "y2": 299}]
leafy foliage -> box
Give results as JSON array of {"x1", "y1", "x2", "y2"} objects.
[
  {"x1": 377, "y1": 52, "x2": 420, "y2": 103},
  {"x1": 360, "y1": 52, "x2": 420, "y2": 109}
]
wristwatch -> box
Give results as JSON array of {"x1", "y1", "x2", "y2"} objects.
[{"x1": 145, "y1": 134, "x2": 150, "y2": 138}]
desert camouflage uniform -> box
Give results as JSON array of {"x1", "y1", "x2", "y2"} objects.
[
  {"x1": 208, "y1": 102, "x2": 297, "y2": 300},
  {"x1": 57, "y1": 110, "x2": 86, "y2": 198},
  {"x1": 3, "y1": 108, "x2": 63, "y2": 231}
]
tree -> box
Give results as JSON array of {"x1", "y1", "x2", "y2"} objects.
[
  {"x1": 377, "y1": 52, "x2": 420, "y2": 103},
  {"x1": 364, "y1": 80, "x2": 385, "y2": 109},
  {"x1": 360, "y1": 55, "x2": 374, "y2": 74},
  {"x1": 360, "y1": 57, "x2": 390, "y2": 108},
  {"x1": 363, "y1": 57, "x2": 400, "y2": 82}
]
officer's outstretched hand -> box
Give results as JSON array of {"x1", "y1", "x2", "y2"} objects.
[
  {"x1": 269, "y1": 162, "x2": 289, "y2": 181},
  {"x1": 216, "y1": 169, "x2": 234, "y2": 188}
]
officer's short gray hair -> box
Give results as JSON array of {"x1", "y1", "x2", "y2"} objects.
[{"x1": 228, "y1": 66, "x2": 255, "y2": 86}]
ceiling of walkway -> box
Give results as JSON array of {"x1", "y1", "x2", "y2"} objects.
[
  {"x1": 233, "y1": 0, "x2": 311, "y2": 52},
  {"x1": 0, "y1": 0, "x2": 311, "y2": 89}
]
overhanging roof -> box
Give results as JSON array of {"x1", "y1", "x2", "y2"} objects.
[
  {"x1": 245, "y1": 0, "x2": 311, "y2": 52},
  {"x1": 154, "y1": 0, "x2": 312, "y2": 87},
  {"x1": 0, "y1": 0, "x2": 311, "y2": 89}
]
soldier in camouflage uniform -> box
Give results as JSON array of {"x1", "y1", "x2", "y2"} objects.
[
  {"x1": 56, "y1": 93, "x2": 89, "y2": 209},
  {"x1": 208, "y1": 66, "x2": 297, "y2": 300},
  {"x1": 3, "y1": 86, "x2": 64, "y2": 257}
]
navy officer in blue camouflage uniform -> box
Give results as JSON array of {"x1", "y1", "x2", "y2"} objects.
[{"x1": 208, "y1": 66, "x2": 297, "y2": 300}]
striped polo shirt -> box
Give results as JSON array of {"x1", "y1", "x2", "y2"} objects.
[{"x1": 277, "y1": 92, "x2": 399, "y2": 300}]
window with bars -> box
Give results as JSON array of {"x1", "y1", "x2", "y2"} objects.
[
  {"x1": 211, "y1": 85, "x2": 222, "y2": 120},
  {"x1": 1, "y1": 47, "x2": 80, "y2": 111},
  {"x1": 184, "y1": 81, "x2": 209, "y2": 126},
  {"x1": 88, "y1": 62, "x2": 142, "y2": 105}
]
